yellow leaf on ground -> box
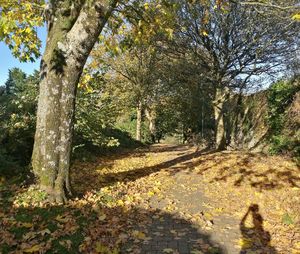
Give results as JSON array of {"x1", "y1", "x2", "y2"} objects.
[
  {"x1": 204, "y1": 212, "x2": 213, "y2": 221},
  {"x1": 214, "y1": 207, "x2": 224, "y2": 213},
  {"x1": 95, "y1": 242, "x2": 119, "y2": 253},
  {"x1": 19, "y1": 222, "x2": 33, "y2": 228},
  {"x1": 238, "y1": 238, "x2": 252, "y2": 248},
  {"x1": 98, "y1": 214, "x2": 106, "y2": 221},
  {"x1": 23, "y1": 231, "x2": 37, "y2": 240},
  {"x1": 95, "y1": 242, "x2": 110, "y2": 253},
  {"x1": 148, "y1": 191, "x2": 155, "y2": 197},
  {"x1": 23, "y1": 244, "x2": 41, "y2": 253},
  {"x1": 55, "y1": 215, "x2": 69, "y2": 223},
  {"x1": 132, "y1": 230, "x2": 146, "y2": 240},
  {"x1": 117, "y1": 199, "x2": 124, "y2": 206},
  {"x1": 293, "y1": 242, "x2": 300, "y2": 249},
  {"x1": 39, "y1": 228, "x2": 51, "y2": 236}
]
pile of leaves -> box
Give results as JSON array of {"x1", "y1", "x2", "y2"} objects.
[
  {"x1": 0, "y1": 146, "x2": 175, "y2": 253},
  {"x1": 1, "y1": 144, "x2": 299, "y2": 253},
  {"x1": 191, "y1": 151, "x2": 300, "y2": 253}
]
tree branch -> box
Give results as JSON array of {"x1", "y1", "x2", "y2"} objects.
[{"x1": 234, "y1": 1, "x2": 299, "y2": 10}]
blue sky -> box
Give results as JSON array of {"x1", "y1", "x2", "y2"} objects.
[{"x1": 0, "y1": 26, "x2": 47, "y2": 86}]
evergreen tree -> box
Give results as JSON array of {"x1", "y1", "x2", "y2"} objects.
[{"x1": 5, "y1": 68, "x2": 26, "y2": 94}]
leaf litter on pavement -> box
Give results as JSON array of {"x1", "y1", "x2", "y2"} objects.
[{"x1": 0, "y1": 144, "x2": 299, "y2": 253}]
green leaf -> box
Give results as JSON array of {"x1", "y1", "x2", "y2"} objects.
[{"x1": 282, "y1": 213, "x2": 294, "y2": 225}]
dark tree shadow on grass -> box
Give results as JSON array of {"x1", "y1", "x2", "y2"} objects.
[
  {"x1": 73, "y1": 146, "x2": 299, "y2": 197},
  {"x1": 0, "y1": 188, "x2": 226, "y2": 254},
  {"x1": 209, "y1": 152, "x2": 300, "y2": 190},
  {"x1": 148, "y1": 144, "x2": 191, "y2": 154},
  {"x1": 72, "y1": 148, "x2": 215, "y2": 195}
]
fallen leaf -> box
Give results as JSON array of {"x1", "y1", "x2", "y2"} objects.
[
  {"x1": 132, "y1": 230, "x2": 146, "y2": 240},
  {"x1": 19, "y1": 222, "x2": 33, "y2": 228},
  {"x1": 163, "y1": 248, "x2": 174, "y2": 253},
  {"x1": 59, "y1": 240, "x2": 72, "y2": 250},
  {"x1": 148, "y1": 191, "x2": 155, "y2": 197},
  {"x1": 282, "y1": 213, "x2": 294, "y2": 225},
  {"x1": 98, "y1": 214, "x2": 107, "y2": 221},
  {"x1": 191, "y1": 251, "x2": 204, "y2": 254},
  {"x1": 39, "y1": 228, "x2": 51, "y2": 236},
  {"x1": 55, "y1": 215, "x2": 69, "y2": 223},
  {"x1": 23, "y1": 231, "x2": 37, "y2": 241},
  {"x1": 117, "y1": 199, "x2": 124, "y2": 206},
  {"x1": 23, "y1": 244, "x2": 41, "y2": 253},
  {"x1": 238, "y1": 238, "x2": 252, "y2": 248}
]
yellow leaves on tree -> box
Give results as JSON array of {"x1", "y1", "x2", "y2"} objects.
[
  {"x1": 78, "y1": 73, "x2": 93, "y2": 93},
  {"x1": 102, "y1": 0, "x2": 177, "y2": 52},
  {"x1": 0, "y1": 0, "x2": 44, "y2": 61},
  {"x1": 201, "y1": 30, "x2": 209, "y2": 37}
]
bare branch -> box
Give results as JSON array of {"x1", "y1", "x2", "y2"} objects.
[{"x1": 234, "y1": 1, "x2": 299, "y2": 10}]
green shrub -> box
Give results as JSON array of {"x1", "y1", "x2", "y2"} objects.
[
  {"x1": 0, "y1": 69, "x2": 39, "y2": 177},
  {"x1": 267, "y1": 79, "x2": 300, "y2": 156},
  {"x1": 0, "y1": 69, "x2": 142, "y2": 176}
]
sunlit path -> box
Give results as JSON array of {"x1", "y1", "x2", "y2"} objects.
[{"x1": 1, "y1": 144, "x2": 299, "y2": 253}]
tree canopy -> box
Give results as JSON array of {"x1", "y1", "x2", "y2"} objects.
[{"x1": 0, "y1": 0, "x2": 299, "y2": 201}]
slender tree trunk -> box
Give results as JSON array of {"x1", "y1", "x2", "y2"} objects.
[
  {"x1": 229, "y1": 95, "x2": 249, "y2": 149},
  {"x1": 213, "y1": 86, "x2": 227, "y2": 150},
  {"x1": 31, "y1": 1, "x2": 117, "y2": 203},
  {"x1": 136, "y1": 100, "x2": 142, "y2": 141},
  {"x1": 229, "y1": 94, "x2": 242, "y2": 149},
  {"x1": 145, "y1": 107, "x2": 156, "y2": 143}
]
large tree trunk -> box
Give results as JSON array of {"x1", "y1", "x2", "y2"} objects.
[
  {"x1": 32, "y1": 1, "x2": 117, "y2": 203},
  {"x1": 136, "y1": 100, "x2": 142, "y2": 141},
  {"x1": 145, "y1": 107, "x2": 156, "y2": 143},
  {"x1": 213, "y1": 86, "x2": 227, "y2": 150},
  {"x1": 229, "y1": 94, "x2": 243, "y2": 149}
]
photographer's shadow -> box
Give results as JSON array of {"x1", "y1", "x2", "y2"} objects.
[{"x1": 240, "y1": 204, "x2": 277, "y2": 254}]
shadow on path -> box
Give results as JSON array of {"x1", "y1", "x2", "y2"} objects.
[
  {"x1": 148, "y1": 144, "x2": 191, "y2": 154},
  {"x1": 121, "y1": 208, "x2": 226, "y2": 254},
  {"x1": 209, "y1": 152, "x2": 300, "y2": 191},
  {"x1": 0, "y1": 187, "x2": 227, "y2": 254},
  {"x1": 240, "y1": 204, "x2": 277, "y2": 254},
  {"x1": 73, "y1": 148, "x2": 215, "y2": 194}
]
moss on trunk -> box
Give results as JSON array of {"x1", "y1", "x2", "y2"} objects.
[{"x1": 31, "y1": 0, "x2": 117, "y2": 203}]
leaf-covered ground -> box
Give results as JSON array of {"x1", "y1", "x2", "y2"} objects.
[{"x1": 0, "y1": 144, "x2": 299, "y2": 253}]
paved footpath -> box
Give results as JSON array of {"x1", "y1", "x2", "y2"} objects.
[{"x1": 121, "y1": 145, "x2": 244, "y2": 254}]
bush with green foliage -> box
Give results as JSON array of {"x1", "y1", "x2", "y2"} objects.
[
  {"x1": 0, "y1": 69, "x2": 142, "y2": 177},
  {"x1": 74, "y1": 74, "x2": 142, "y2": 154},
  {"x1": 115, "y1": 110, "x2": 151, "y2": 143},
  {"x1": 0, "y1": 69, "x2": 39, "y2": 177},
  {"x1": 267, "y1": 78, "x2": 300, "y2": 156}
]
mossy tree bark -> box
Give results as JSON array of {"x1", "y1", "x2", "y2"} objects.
[{"x1": 32, "y1": 0, "x2": 117, "y2": 203}]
